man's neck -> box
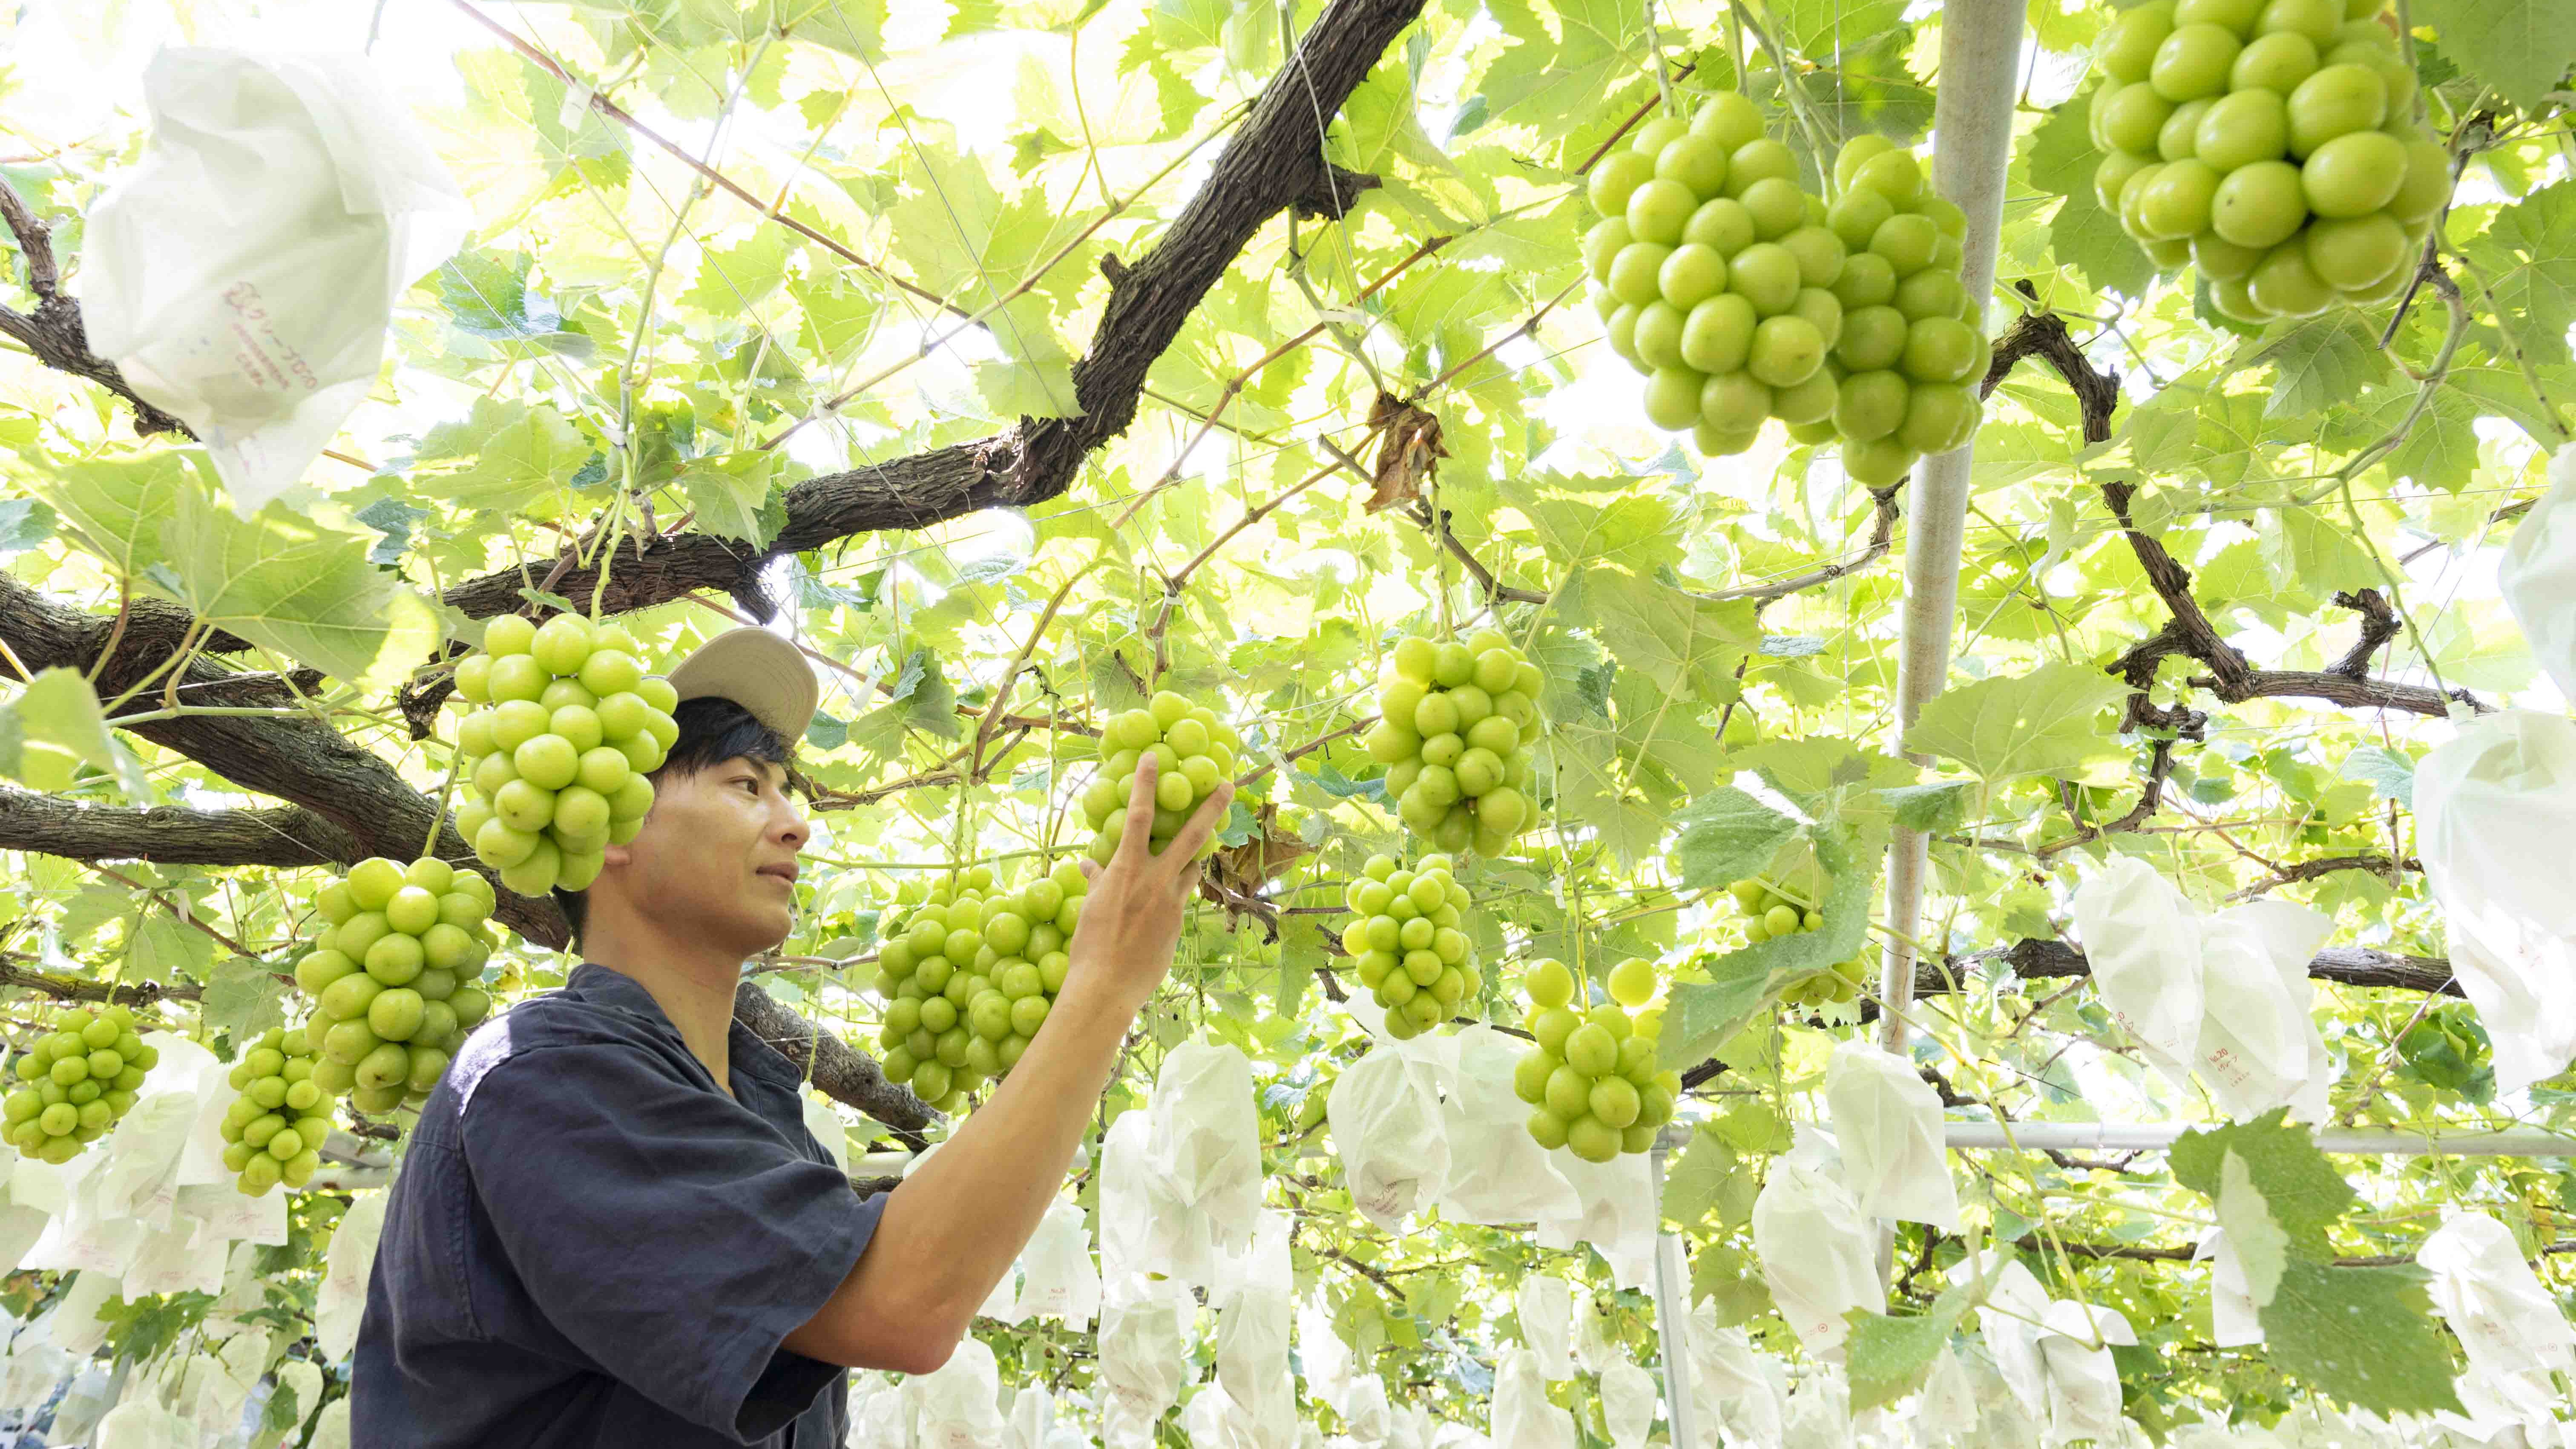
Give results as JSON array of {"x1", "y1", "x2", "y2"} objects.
[{"x1": 578, "y1": 911, "x2": 745, "y2": 1096}]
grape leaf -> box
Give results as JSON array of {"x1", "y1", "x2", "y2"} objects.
[
  {"x1": 1844, "y1": 1279, "x2": 1974, "y2": 1413},
  {"x1": 1877, "y1": 779, "x2": 1974, "y2": 833},
  {"x1": 2237, "y1": 315, "x2": 2391, "y2": 421},
  {"x1": 2171, "y1": 1109, "x2": 2355, "y2": 1259},
  {"x1": 0, "y1": 497, "x2": 54, "y2": 558},
  {"x1": 1661, "y1": 957, "x2": 1777, "y2": 1073},
  {"x1": 1901, "y1": 663, "x2": 2131, "y2": 784},
  {"x1": 200, "y1": 957, "x2": 289, "y2": 1047},
  {"x1": 12, "y1": 449, "x2": 198, "y2": 581},
  {"x1": 125, "y1": 897, "x2": 214, "y2": 985},
  {"x1": 2264, "y1": 506, "x2": 2385, "y2": 596},
  {"x1": 434, "y1": 250, "x2": 592, "y2": 357},
  {"x1": 2024, "y1": 100, "x2": 2153, "y2": 299},
  {"x1": 1587, "y1": 569, "x2": 1758, "y2": 704},
  {"x1": 2338, "y1": 745, "x2": 2414, "y2": 808},
  {"x1": 0, "y1": 668, "x2": 151, "y2": 798},
  {"x1": 1669, "y1": 787, "x2": 1802, "y2": 893},
  {"x1": 419, "y1": 402, "x2": 586, "y2": 515},
  {"x1": 2217, "y1": 1149, "x2": 2288, "y2": 1308},
  {"x1": 1480, "y1": 0, "x2": 1647, "y2": 139},
  {"x1": 2259, "y1": 1260, "x2": 2462, "y2": 1415},
  {"x1": 679, "y1": 451, "x2": 784, "y2": 546},
  {"x1": 355, "y1": 497, "x2": 430, "y2": 566},
  {"x1": 160, "y1": 487, "x2": 433, "y2": 686},
  {"x1": 680, "y1": 230, "x2": 793, "y2": 314},
  {"x1": 2415, "y1": 0, "x2": 2576, "y2": 115},
  {"x1": 1660, "y1": 1127, "x2": 1738, "y2": 1226},
  {"x1": 2465, "y1": 181, "x2": 2576, "y2": 368},
  {"x1": 1546, "y1": 719, "x2": 1669, "y2": 866},
  {"x1": 1518, "y1": 477, "x2": 1687, "y2": 576}
]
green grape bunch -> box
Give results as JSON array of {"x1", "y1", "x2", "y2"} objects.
[
  {"x1": 872, "y1": 860, "x2": 1092, "y2": 1113},
  {"x1": 2084, "y1": 0, "x2": 2449, "y2": 321},
  {"x1": 1584, "y1": 92, "x2": 1988, "y2": 480},
  {"x1": 296, "y1": 856, "x2": 499, "y2": 1119},
  {"x1": 1339, "y1": 853, "x2": 1484, "y2": 1040},
  {"x1": 3, "y1": 1003, "x2": 158, "y2": 1164},
  {"x1": 1080, "y1": 690, "x2": 1244, "y2": 862},
  {"x1": 1726, "y1": 877, "x2": 1867, "y2": 1007},
  {"x1": 1366, "y1": 630, "x2": 1544, "y2": 858},
  {"x1": 448, "y1": 612, "x2": 679, "y2": 898},
  {"x1": 1729, "y1": 875, "x2": 1824, "y2": 943},
  {"x1": 219, "y1": 1026, "x2": 335, "y2": 1196},
  {"x1": 1511, "y1": 958, "x2": 1679, "y2": 1163}
]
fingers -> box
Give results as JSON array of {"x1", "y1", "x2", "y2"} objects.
[
  {"x1": 1114, "y1": 755, "x2": 1161, "y2": 868},
  {"x1": 1159, "y1": 780, "x2": 1236, "y2": 871}
]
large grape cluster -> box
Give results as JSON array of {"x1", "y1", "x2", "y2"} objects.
[
  {"x1": 1338, "y1": 853, "x2": 1483, "y2": 1039},
  {"x1": 1511, "y1": 959, "x2": 1679, "y2": 1162},
  {"x1": 1080, "y1": 690, "x2": 1241, "y2": 862},
  {"x1": 3, "y1": 1003, "x2": 156, "y2": 1164},
  {"x1": 449, "y1": 613, "x2": 678, "y2": 897},
  {"x1": 873, "y1": 860, "x2": 1091, "y2": 1112},
  {"x1": 2085, "y1": 0, "x2": 2447, "y2": 321},
  {"x1": 1366, "y1": 630, "x2": 1543, "y2": 858},
  {"x1": 219, "y1": 1026, "x2": 334, "y2": 1196},
  {"x1": 1814, "y1": 136, "x2": 1989, "y2": 485},
  {"x1": 295, "y1": 857, "x2": 497, "y2": 1118},
  {"x1": 1584, "y1": 92, "x2": 1988, "y2": 483}
]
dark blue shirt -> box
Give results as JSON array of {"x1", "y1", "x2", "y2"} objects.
[{"x1": 353, "y1": 962, "x2": 888, "y2": 1447}]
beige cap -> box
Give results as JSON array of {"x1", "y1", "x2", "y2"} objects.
[{"x1": 664, "y1": 626, "x2": 820, "y2": 745}]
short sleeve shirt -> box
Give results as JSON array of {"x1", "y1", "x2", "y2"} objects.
[{"x1": 352, "y1": 963, "x2": 888, "y2": 1447}]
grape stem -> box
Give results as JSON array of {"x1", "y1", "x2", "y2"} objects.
[
  {"x1": 423, "y1": 745, "x2": 466, "y2": 862},
  {"x1": 1642, "y1": 0, "x2": 1676, "y2": 118},
  {"x1": 1731, "y1": 0, "x2": 1835, "y2": 175}
]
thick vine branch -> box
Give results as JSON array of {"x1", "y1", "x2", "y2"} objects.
[
  {"x1": 1979, "y1": 288, "x2": 2120, "y2": 443},
  {"x1": 2227, "y1": 852, "x2": 2417, "y2": 901},
  {"x1": 1969, "y1": 937, "x2": 2458, "y2": 998},
  {"x1": 732, "y1": 978, "x2": 937, "y2": 1145},
  {"x1": 2102, "y1": 480, "x2": 2482, "y2": 726},
  {"x1": 0, "y1": 788, "x2": 359, "y2": 868},
  {"x1": 0, "y1": 957, "x2": 201, "y2": 1008}
]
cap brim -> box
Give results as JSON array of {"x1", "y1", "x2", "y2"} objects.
[{"x1": 664, "y1": 627, "x2": 820, "y2": 745}]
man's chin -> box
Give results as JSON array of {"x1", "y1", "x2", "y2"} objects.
[{"x1": 739, "y1": 908, "x2": 796, "y2": 960}]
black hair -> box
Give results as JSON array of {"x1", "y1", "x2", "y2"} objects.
[{"x1": 555, "y1": 696, "x2": 796, "y2": 953}]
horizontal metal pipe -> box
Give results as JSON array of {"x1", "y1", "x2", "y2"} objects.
[{"x1": 1941, "y1": 1122, "x2": 2576, "y2": 1156}]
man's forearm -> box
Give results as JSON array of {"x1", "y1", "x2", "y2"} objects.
[{"x1": 794, "y1": 974, "x2": 1140, "y2": 1367}]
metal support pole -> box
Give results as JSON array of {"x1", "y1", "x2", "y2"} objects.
[
  {"x1": 1942, "y1": 1122, "x2": 2576, "y2": 1156},
  {"x1": 1647, "y1": 1138, "x2": 1700, "y2": 1449},
  {"x1": 1875, "y1": 0, "x2": 2030, "y2": 1060},
  {"x1": 1873, "y1": 0, "x2": 2028, "y2": 1286}
]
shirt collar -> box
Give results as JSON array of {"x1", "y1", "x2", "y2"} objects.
[{"x1": 564, "y1": 962, "x2": 804, "y2": 1093}]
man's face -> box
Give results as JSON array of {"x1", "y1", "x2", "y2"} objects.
[{"x1": 599, "y1": 755, "x2": 808, "y2": 959}]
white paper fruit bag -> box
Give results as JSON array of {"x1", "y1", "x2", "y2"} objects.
[
  {"x1": 1823, "y1": 1038, "x2": 1958, "y2": 1229},
  {"x1": 83, "y1": 49, "x2": 469, "y2": 515},
  {"x1": 2415, "y1": 710, "x2": 2576, "y2": 1092},
  {"x1": 2070, "y1": 857, "x2": 2332, "y2": 1120}
]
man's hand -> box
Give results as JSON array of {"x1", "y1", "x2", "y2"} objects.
[{"x1": 1064, "y1": 755, "x2": 1234, "y2": 1015}]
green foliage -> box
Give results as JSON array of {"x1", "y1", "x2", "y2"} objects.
[
  {"x1": 1903, "y1": 663, "x2": 2132, "y2": 783},
  {"x1": 1, "y1": 0, "x2": 2572, "y2": 1429}
]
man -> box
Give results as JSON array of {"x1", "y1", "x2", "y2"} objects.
[{"x1": 354, "y1": 625, "x2": 1232, "y2": 1446}]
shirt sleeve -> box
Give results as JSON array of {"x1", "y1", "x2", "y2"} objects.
[{"x1": 458, "y1": 1043, "x2": 888, "y2": 1441}]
